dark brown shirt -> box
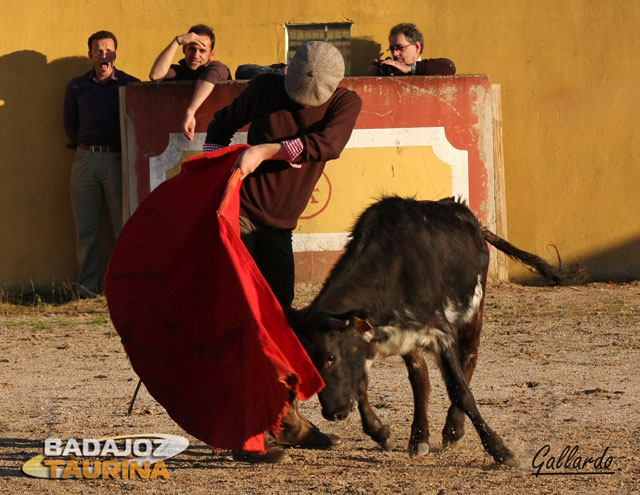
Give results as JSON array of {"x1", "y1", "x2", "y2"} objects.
[
  {"x1": 165, "y1": 59, "x2": 231, "y2": 83},
  {"x1": 206, "y1": 73, "x2": 362, "y2": 230},
  {"x1": 414, "y1": 58, "x2": 456, "y2": 76}
]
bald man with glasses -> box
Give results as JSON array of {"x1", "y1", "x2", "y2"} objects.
[{"x1": 368, "y1": 23, "x2": 456, "y2": 76}]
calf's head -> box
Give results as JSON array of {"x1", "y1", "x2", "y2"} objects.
[{"x1": 290, "y1": 310, "x2": 373, "y2": 421}]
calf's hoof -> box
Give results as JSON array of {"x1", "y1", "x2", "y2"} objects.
[
  {"x1": 442, "y1": 437, "x2": 462, "y2": 451},
  {"x1": 495, "y1": 451, "x2": 521, "y2": 469},
  {"x1": 374, "y1": 425, "x2": 395, "y2": 451},
  {"x1": 366, "y1": 424, "x2": 395, "y2": 451},
  {"x1": 442, "y1": 427, "x2": 464, "y2": 449},
  {"x1": 380, "y1": 432, "x2": 395, "y2": 451},
  {"x1": 408, "y1": 441, "x2": 429, "y2": 458}
]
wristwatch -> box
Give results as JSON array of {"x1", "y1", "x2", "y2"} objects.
[{"x1": 410, "y1": 63, "x2": 417, "y2": 75}]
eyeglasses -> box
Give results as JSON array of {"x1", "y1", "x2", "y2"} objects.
[{"x1": 388, "y1": 43, "x2": 415, "y2": 53}]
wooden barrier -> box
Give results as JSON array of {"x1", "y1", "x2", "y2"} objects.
[{"x1": 120, "y1": 76, "x2": 506, "y2": 282}]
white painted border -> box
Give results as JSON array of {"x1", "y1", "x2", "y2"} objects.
[
  {"x1": 147, "y1": 128, "x2": 468, "y2": 252},
  {"x1": 344, "y1": 127, "x2": 468, "y2": 203},
  {"x1": 148, "y1": 132, "x2": 248, "y2": 192}
]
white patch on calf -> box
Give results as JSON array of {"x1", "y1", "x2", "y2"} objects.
[
  {"x1": 373, "y1": 326, "x2": 449, "y2": 357},
  {"x1": 360, "y1": 330, "x2": 374, "y2": 343},
  {"x1": 444, "y1": 275, "x2": 484, "y2": 326}
]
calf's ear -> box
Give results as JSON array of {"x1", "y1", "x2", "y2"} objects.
[
  {"x1": 353, "y1": 316, "x2": 373, "y2": 335},
  {"x1": 325, "y1": 310, "x2": 370, "y2": 332},
  {"x1": 330, "y1": 310, "x2": 370, "y2": 332}
]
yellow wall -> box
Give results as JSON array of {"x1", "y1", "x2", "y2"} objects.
[{"x1": 1, "y1": 0, "x2": 639, "y2": 290}]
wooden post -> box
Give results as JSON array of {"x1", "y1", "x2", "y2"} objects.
[{"x1": 491, "y1": 84, "x2": 509, "y2": 281}]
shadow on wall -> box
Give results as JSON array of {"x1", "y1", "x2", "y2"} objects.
[
  {"x1": 350, "y1": 37, "x2": 383, "y2": 76},
  {"x1": 580, "y1": 236, "x2": 640, "y2": 282},
  {"x1": 0, "y1": 50, "x2": 119, "y2": 293},
  {"x1": 508, "y1": 235, "x2": 640, "y2": 285}
]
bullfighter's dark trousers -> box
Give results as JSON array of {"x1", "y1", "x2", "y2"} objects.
[
  {"x1": 239, "y1": 216, "x2": 338, "y2": 450},
  {"x1": 239, "y1": 216, "x2": 295, "y2": 309}
]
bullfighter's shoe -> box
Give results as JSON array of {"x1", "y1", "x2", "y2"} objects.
[
  {"x1": 232, "y1": 433, "x2": 292, "y2": 464},
  {"x1": 273, "y1": 398, "x2": 342, "y2": 450}
]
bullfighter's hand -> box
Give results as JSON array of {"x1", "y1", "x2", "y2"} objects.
[{"x1": 232, "y1": 143, "x2": 287, "y2": 179}]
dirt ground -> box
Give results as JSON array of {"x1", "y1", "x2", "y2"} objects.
[{"x1": 1, "y1": 280, "x2": 639, "y2": 494}]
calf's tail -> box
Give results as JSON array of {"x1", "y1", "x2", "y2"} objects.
[{"x1": 481, "y1": 228, "x2": 588, "y2": 285}]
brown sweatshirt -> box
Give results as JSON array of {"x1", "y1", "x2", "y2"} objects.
[{"x1": 205, "y1": 73, "x2": 362, "y2": 230}]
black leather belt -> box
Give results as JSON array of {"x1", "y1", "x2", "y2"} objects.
[{"x1": 78, "y1": 143, "x2": 121, "y2": 152}]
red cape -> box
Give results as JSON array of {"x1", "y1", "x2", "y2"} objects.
[{"x1": 105, "y1": 145, "x2": 324, "y2": 452}]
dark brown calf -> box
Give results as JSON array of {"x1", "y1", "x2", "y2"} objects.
[{"x1": 290, "y1": 197, "x2": 585, "y2": 465}]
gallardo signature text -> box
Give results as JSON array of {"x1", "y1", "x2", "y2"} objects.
[{"x1": 532, "y1": 445, "x2": 614, "y2": 477}]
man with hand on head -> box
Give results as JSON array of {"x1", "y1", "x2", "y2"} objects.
[
  {"x1": 369, "y1": 23, "x2": 456, "y2": 76},
  {"x1": 149, "y1": 25, "x2": 231, "y2": 140},
  {"x1": 204, "y1": 41, "x2": 362, "y2": 463},
  {"x1": 64, "y1": 30, "x2": 140, "y2": 298}
]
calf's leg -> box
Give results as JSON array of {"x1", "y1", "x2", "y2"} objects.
[
  {"x1": 438, "y1": 337, "x2": 517, "y2": 466},
  {"x1": 442, "y1": 310, "x2": 482, "y2": 448},
  {"x1": 356, "y1": 373, "x2": 394, "y2": 450},
  {"x1": 402, "y1": 350, "x2": 431, "y2": 456}
]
